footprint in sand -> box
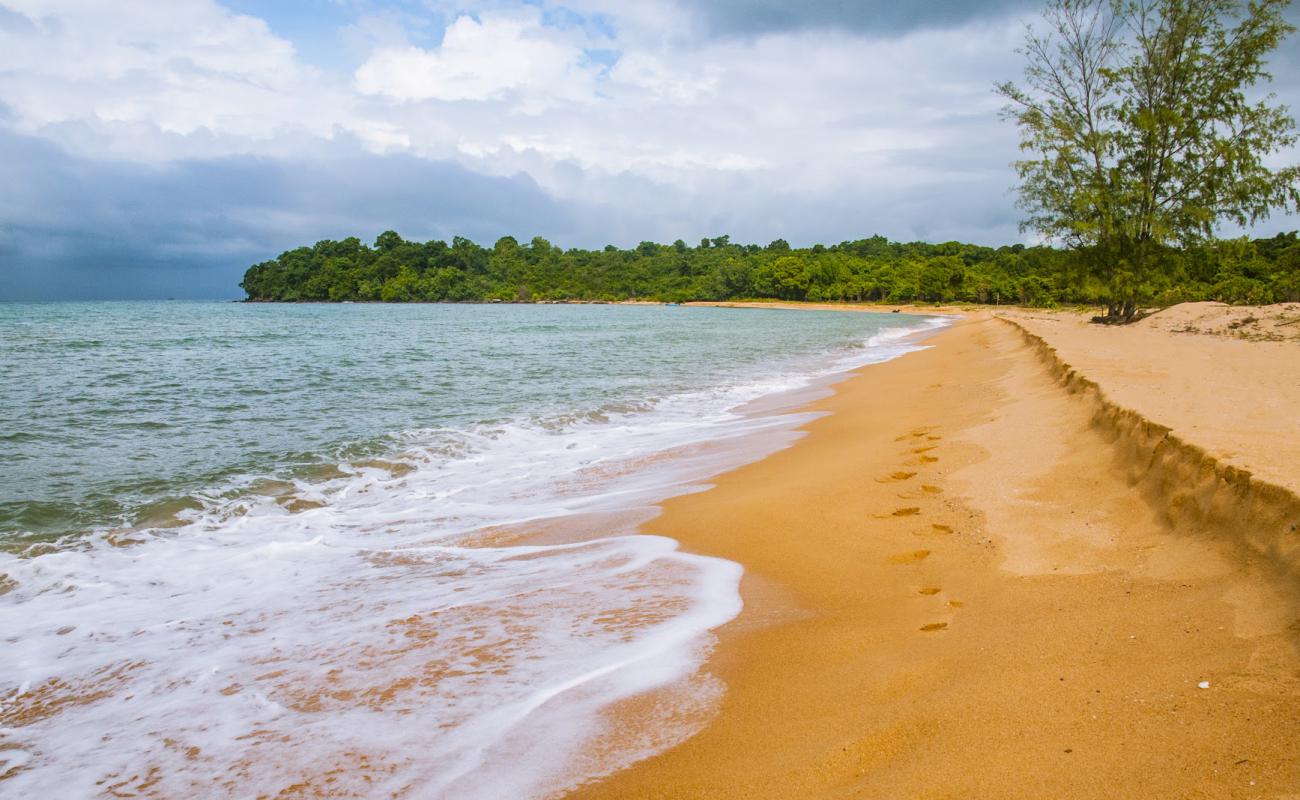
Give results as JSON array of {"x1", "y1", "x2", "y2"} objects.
[
  {"x1": 898, "y1": 485, "x2": 941, "y2": 500},
  {"x1": 894, "y1": 428, "x2": 934, "y2": 442},
  {"x1": 912, "y1": 445, "x2": 938, "y2": 454},
  {"x1": 948, "y1": 600, "x2": 965, "y2": 609},
  {"x1": 875, "y1": 471, "x2": 917, "y2": 483},
  {"x1": 920, "y1": 622, "x2": 948, "y2": 632},
  {"x1": 874, "y1": 506, "x2": 922, "y2": 519},
  {"x1": 917, "y1": 455, "x2": 939, "y2": 464},
  {"x1": 888, "y1": 549, "x2": 931, "y2": 564},
  {"x1": 931, "y1": 523, "x2": 953, "y2": 534},
  {"x1": 918, "y1": 587, "x2": 942, "y2": 596}
]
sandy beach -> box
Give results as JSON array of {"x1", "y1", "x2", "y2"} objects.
[{"x1": 571, "y1": 305, "x2": 1300, "y2": 799}]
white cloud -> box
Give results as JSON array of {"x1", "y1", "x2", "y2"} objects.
[
  {"x1": 1, "y1": 1, "x2": 308, "y2": 133},
  {"x1": 0, "y1": 0, "x2": 1042, "y2": 244},
  {"x1": 354, "y1": 11, "x2": 596, "y2": 107},
  {"x1": 607, "y1": 51, "x2": 721, "y2": 103},
  {"x1": 1, "y1": 0, "x2": 1292, "y2": 264},
  {"x1": 426, "y1": 19, "x2": 1026, "y2": 199},
  {"x1": 0, "y1": 0, "x2": 449, "y2": 167}
]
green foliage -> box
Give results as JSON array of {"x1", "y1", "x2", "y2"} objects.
[
  {"x1": 239, "y1": 230, "x2": 1299, "y2": 307},
  {"x1": 999, "y1": 0, "x2": 1299, "y2": 318},
  {"x1": 753, "y1": 256, "x2": 812, "y2": 299}
]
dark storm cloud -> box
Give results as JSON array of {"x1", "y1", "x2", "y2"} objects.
[
  {"x1": 0, "y1": 130, "x2": 573, "y2": 300},
  {"x1": 690, "y1": 0, "x2": 1041, "y2": 36}
]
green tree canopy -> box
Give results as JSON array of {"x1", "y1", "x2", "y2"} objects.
[
  {"x1": 240, "y1": 229, "x2": 1298, "y2": 307},
  {"x1": 998, "y1": 0, "x2": 1300, "y2": 320}
]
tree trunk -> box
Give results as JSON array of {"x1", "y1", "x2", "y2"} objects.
[{"x1": 1092, "y1": 299, "x2": 1142, "y2": 325}]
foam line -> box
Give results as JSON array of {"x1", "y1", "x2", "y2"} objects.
[{"x1": 0, "y1": 312, "x2": 947, "y2": 798}]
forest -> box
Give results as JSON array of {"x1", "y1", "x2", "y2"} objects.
[{"x1": 240, "y1": 231, "x2": 1300, "y2": 307}]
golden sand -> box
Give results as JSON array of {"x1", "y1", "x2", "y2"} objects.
[{"x1": 570, "y1": 308, "x2": 1300, "y2": 799}]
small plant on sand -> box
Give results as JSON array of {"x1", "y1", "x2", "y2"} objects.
[{"x1": 999, "y1": 0, "x2": 1300, "y2": 324}]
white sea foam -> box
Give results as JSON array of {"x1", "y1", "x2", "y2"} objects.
[{"x1": 0, "y1": 314, "x2": 949, "y2": 798}]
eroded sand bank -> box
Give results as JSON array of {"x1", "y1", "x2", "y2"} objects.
[{"x1": 571, "y1": 310, "x2": 1300, "y2": 799}]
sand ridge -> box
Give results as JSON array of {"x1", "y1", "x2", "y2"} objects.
[
  {"x1": 569, "y1": 312, "x2": 1300, "y2": 799},
  {"x1": 1001, "y1": 307, "x2": 1300, "y2": 497},
  {"x1": 999, "y1": 314, "x2": 1300, "y2": 583}
]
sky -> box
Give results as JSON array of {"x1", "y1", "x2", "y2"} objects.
[{"x1": 0, "y1": 0, "x2": 1296, "y2": 299}]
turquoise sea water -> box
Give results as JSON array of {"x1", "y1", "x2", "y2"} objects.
[
  {"x1": 0, "y1": 301, "x2": 944, "y2": 798},
  {"x1": 4, "y1": 302, "x2": 929, "y2": 545}
]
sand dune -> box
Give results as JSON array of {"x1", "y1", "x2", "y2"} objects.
[{"x1": 1138, "y1": 301, "x2": 1300, "y2": 343}]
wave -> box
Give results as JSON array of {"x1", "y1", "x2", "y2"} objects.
[{"x1": 0, "y1": 314, "x2": 949, "y2": 797}]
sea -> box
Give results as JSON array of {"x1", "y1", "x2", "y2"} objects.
[{"x1": 0, "y1": 301, "x2": 946, "y2": 798}]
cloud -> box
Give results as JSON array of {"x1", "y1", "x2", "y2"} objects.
[
  {"x1": 0, "y1": 4, "x2": 36, "y2": 33},
  {"x1": 681, "y1": 0, "x2": 1042, "y2": 36},
  {"x1": 354, "y1": 10, "x2": 597, "y2": 106},
  {"x1": 0, "y1": 129, "x2": 572, "y2": 300},
  {"x1": 428, "y1": 17, "x2": 1029, "y2": 218},
  {"x1": 1, "y1": 0, "x2": 305, "y2": 130},
  {"x1": 0, "y1": 0, "x2": 400, "y2": 158},
  {"x1": 607, "y1": 50, "x2": 722, "y2": 103}
]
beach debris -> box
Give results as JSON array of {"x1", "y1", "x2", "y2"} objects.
[{"x1": 1198, "y1": 681, "x2": 1211, "y2": 689}]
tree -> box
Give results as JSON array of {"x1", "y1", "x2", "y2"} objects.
[
  {"x1": 999, "y1": 0, "x2": 1299, "y2": 321},
  {"x1": 374, "y1": 230, "x2": 403, "y2": 252},
  {"x1": 754, "y1": 255, "x2": 811, "y2": 299},
  {"x1": 380, "y1": 265, "x2": 420, "y2": 301}
]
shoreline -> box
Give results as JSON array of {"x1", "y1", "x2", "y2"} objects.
[
  {"x1": 570, "y1": 308, "x2": 1300, "y2": 798},
  {"x1": 0, "y1": 304, "x2": 950, "y2": 798},
  {"x1": 684, "y1": 299, "x2": 969, "y2": 316}
]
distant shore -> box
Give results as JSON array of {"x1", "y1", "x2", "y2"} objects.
[
  {"x1": 684, "y1": 299, "x2": 970, "y2": 315},
  {"x1": 238, "y1": 297, "x2": 976, "y2": 310},
  {"x1": 570, "y1": 302, "x2": 1300, "y2": 798}
]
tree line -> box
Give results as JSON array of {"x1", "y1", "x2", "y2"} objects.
[{"x1": 239, "y1": 231, "x2": 1300, "y2": 306}]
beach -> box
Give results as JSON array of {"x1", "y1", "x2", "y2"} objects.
[
  {"x1": 0, "y1": 303, "x2": 945, "y2": 797},
  {"x1": 572, "y1": 305, "x2": 1300, "y2": 798},
  {"x1": 4, "y1": 301, "x2": 1298, "y2": 797},
  {"x1": 8, "y1": 0, "x2": 1298, "y2": 794}
]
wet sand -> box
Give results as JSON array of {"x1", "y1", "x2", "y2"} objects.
[{"x1": 570, "y1": 310, "x2": 1300, "y2": 799}]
